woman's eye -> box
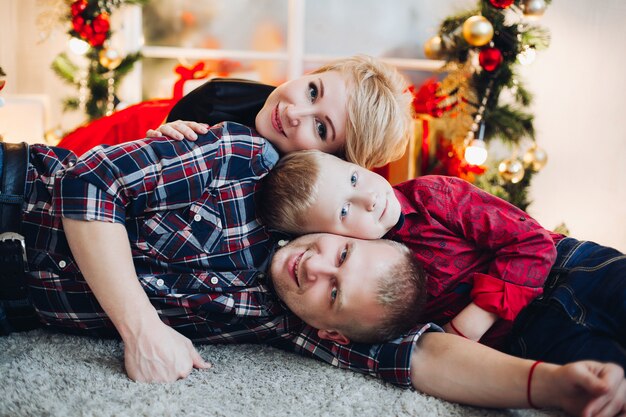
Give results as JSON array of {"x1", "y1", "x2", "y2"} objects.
[
  {"x1": 331, "y1": 287, "x2": 338, "y2": 301},
  {"x1": 308, "y1": 83, "x2": 318, "y2": 101},
  {"x1": 340, "y1": 204, "x2": 349, "y2": 219},
  {"x1": 315, "y1": 120, "x2": 327, "y2": 141},
  {"x1": 350, "y1": 173, "x2": 358, "y2": 187}
]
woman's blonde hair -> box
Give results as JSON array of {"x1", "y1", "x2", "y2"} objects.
[{"x1": 312, "y1": 55, "x2": 414, "y2": 169}]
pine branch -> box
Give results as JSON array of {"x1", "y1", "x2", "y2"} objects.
[
  {"x1": 484, "y1": 104, "x2": 535, "y2": 143},
  {"x1": 50, "y1": 53, "x2": 80, "y2": 85}
]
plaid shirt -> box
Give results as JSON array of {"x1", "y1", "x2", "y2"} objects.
[{"x1": 20, "y1": 122, "x2": 433, "y2": 387}]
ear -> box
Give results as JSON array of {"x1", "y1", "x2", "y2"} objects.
[{"x1": 317, "y1": 329, "x2": 350, "y2": 345}]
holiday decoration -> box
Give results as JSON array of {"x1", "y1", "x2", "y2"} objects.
[
  {"x1": 50, "y1": 0, "x2": 147, "y2": 121},
  {"x1": 416, "y1": 0, "x2": 552, "y2": 210},
  {"x1": 523, "y1": 0, "x2": 547, "y2": 19},
  {"x1": 424, "y1": 36, "x2": 444, "y2": 59},
  {"x1": 462, "y1": 15, "x2": 494, "y2": 47},
  {"x1": 498, "y1": 158, "x2": 525, "y2": 183},
  {"x1": 478, "y1": 46, "x2": 503, "y2": 72},
  {"x1": 522, "y1": 143, "x2": 548, "y2": 171},
  {"x1": 489, "y1": 0, "x2": 515, "y2": 8}
]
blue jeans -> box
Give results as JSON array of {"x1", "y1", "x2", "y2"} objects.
[{"x1": 506, "y1": 237, "x2": 626, "y2": 368}]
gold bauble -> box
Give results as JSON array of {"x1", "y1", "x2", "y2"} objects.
[
  {"x1": 523, "y1": 0, "x2": 547, "y2": 19},
  {"x1": 462, "y1": 15, "x2": 494, "y2": 47},
  {"x1": 498, "y1": 158, "x2": 525, "y2": 183},
  {"x1": 99, "y1": 48, "x2": 122, "y2": 70},
  {"x1": 522, "y1": 144, "x2": 548, "y2": 171},
  {"x1": 424, "y1": 36, "x2": 444, "y2": 59}
]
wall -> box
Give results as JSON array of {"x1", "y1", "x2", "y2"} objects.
[
  {"x1": 523, "y1": 0, "x2": 626, "y2": 251},
  {"x1": 1, "y1": 0, "x2": 624, "y2": 251}
]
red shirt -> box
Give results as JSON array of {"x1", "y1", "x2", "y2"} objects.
[{"x1": 386, "y1": 176, "x2": 563, "y2": 348}]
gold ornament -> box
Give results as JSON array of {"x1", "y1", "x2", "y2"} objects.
[
  {"x1": 498, "y1": 158, "x2": 525, "y2": 183},
  {"x1": 522, "y1": 144, "x2": 548, "y2": 171},
  {"x1": 424, "y1": 36, "x2": 444, "y2": 59},
  {"x1": 462, "y1": 15, "x2": 494, "y2": 47},
  {"x1": 523, "y1": 0, "x2": 547, "y2": 19},
  {"x1": 99, "y1": 48, "x2": 122, "y2": 71}
]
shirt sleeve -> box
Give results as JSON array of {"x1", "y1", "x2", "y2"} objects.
[
  {"x1": 53, "y1": 122, "x2": 274, "y2": 224},
  {"x1": 440, "y1": 177, "x2": 556, "y2": 321},
  {"x1": 275, "y1": 323, "x2": 442, "y2": 388}
]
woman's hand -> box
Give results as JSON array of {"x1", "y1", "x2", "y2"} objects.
[{"x1": 146, "y1": 120, "x2": 209, "y2": 141}]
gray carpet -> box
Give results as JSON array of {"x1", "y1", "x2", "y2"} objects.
[{"x1": 0, "y1": 330, "x2": 564, "y2": 417}]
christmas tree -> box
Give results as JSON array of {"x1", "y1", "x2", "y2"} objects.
[
  {"x1": 51, "y1": 0, "x2": 147, "y2": 121},
  {"x1": 416, "y1": 0, "x2": 551, "y2": 210}
]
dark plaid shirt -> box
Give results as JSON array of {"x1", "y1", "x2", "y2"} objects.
[{"x1": 19, "y1": 122, "x2": 433, "y2": 387}]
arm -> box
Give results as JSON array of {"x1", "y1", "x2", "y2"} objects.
[
  {"x1": 431, "y1": 177, "x2": 557, "y2": 340},
  {"x1": 411, "y1": 332, "x2": 626, "y2": 416},
  {"x1": 442, "y1": 302, "x2": 497, "y2": 341},
  {"x1": 63, "y1": 218, "x2": 210, "y2": 382}
]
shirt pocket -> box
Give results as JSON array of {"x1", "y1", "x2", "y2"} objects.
[{"x1": 141, "y1": 201, "x2": 223, "y2": 262}]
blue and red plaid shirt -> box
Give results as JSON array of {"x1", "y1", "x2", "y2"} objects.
[{"x1": 20, "y1": 122, "x2": 433, "y2": 387}]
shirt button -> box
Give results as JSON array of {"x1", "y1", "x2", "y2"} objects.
[
  {"x1": 210, "y1": 276, "x2": 219, "y2": 285},
  {"x1": 156, "y1": 279, "x2": 165, "y2": 286},
  {"x1": 258, "y1": 273, "x2": 265, "y2": 279},
  {"x1": 519, "y1": 217, "x2": 526, "y2": 221},
  {"x1": 58, "y1": 260, "x2": 67, "y2": 268},
  {"x1": 194, "y1": 214, "x2": 202, "y2": 222},
  {"x1": 68, "y1": 161, "x2": 75, "y2": 167}
]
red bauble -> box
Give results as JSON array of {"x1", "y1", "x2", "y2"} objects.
[
  {"x1": 488, "y1": 0, "x2": 514, "y2": 8},
  {"x1": 479, "y1": 47, "x2": 503, "y2": 72},
  {"x1": 71, "y1": 0, "x2": 88, "y2": 17},
  {"x1": 72, "y1": 15, "x2": 85, "y2": 33},
  {"x1": 92, "y1": 13, "x2": 110, "y2": 34},
  {"x1": 89, "y1": 33, "x2": 107, "y2": 47}
]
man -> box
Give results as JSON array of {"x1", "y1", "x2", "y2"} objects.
[{"x1": 1, "y1": 130, "x2": 625, "y2": 415}]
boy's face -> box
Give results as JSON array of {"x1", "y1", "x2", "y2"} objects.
[
  {"x1": 255, "y1": 71, "x2": 348, "y2": 155},
  {"x1": 304, "y1": 155, "x2": 401, "y2": 239}
]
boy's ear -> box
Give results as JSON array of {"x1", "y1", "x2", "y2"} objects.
[{"x1": 317, "y1": 329, "x2": 350, "y2": 345}]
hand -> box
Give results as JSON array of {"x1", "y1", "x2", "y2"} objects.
[
  {"x1": 123, "y1": 318, "x2": 211, "y2": 383},
  {"x1": 146, "y1": 120, "x2": 209, "y2": 141},
  {"x1": 539, "y1": 361, "x2": 626, "y2": 417}
]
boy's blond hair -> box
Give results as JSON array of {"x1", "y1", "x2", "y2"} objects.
[
  {"x1": 256, "y1": 150, "x2": 325, "y2": 234},
  {"x1": 312, "y1": 55, "x2": 414, "y2": 169}
]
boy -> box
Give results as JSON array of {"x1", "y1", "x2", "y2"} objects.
[{"x1": 257, "y1": 150, "x2": 626, "y2": 368}]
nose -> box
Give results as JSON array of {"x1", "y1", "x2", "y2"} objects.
[
  {"x1": 356, "y1": 192, "x2": 378, "y2": 212},
  {"x1": 285, "y1": 104, "x2": 314, "y2": 127},
  {"x1": 301, "y1": 253, "x2": 335, "y2": 284}
]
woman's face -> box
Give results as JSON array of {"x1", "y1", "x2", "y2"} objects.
[{"x1": 255, "y1": 71, "x2": 349, "y2": 155}]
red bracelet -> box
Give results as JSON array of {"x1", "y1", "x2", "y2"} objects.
[
  {"x1": 448, "y1": 320, "x2": 468, "y2": 339},
  {"x1": 527, "y1": 360, "x2": 543, "y2": 409}
]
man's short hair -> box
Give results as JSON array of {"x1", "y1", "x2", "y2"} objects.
[
  {"x1": 312, "y1": 55, "x2": 414, "y2": 169},
  {"x1": 257, "y1": 150, "x2": 325, "y2": 234},
  {"x1": 340, "y1": 239, "x2": 427, "y2": 344}
]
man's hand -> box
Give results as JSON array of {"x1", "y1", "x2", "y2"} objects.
[
  {"x1": 146, "y1": 120, "x2": 209, "y2": 141},
  {"x1": 536, "y1": 361, "x2": 626, "y2": 417},
  {"x1": 123, "y1": 318, "x2": 211, "y2": 383}
]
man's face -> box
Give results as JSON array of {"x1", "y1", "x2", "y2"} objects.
[
  {"x1": 255, "y1": 71, "x2": 348, "y2": 155},
  {"x1": 303, "y1": 155, "x2": 401, "y2": 239},
  {"x1": 270, "y1": 233, "x2": 401, "y2": 343}
]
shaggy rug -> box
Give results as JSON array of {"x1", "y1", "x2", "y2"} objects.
[{"x1": 0, "y1": 329, "x2": 564, "y2": 417}]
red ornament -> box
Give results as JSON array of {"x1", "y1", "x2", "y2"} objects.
[
  {"x1": 71, "y1": 0, "x2": 88, "y2": 17},
  {"x1": 72, "y1": 15, "x2": 85, "y2": 33},
  {"x1": 479, "y1": 47, "x2": 503, "y2": 72},
  {"x1": 488, "y1": 0, "x2": 514, "y2": 8},
  {"x1": 92, "y1": 13, "x2": 110, "y2": 34}
]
